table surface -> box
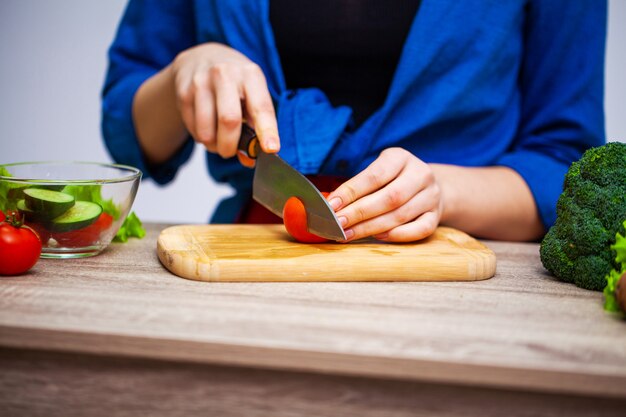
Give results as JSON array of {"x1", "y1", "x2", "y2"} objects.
[{"x1": 1, "y1": 223, "x2": 625, "y2": 399}]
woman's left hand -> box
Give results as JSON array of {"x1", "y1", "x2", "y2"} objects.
[{"x1": 327, "y1": 148, "x2": 443, "y2": 242}]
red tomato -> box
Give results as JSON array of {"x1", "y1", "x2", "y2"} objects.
[
  {"x1": 283, "y1": 192, "x2": 331, "y2": 243},
  {"x1": 52, "y1": 213, "x2": 114, "y2": 247},
  {"x1": 0, "y1": 210, "x2": 5, "y2": 222},
  {"x1": 0, "y1": 212, "x2": 42, "y2": 275}
]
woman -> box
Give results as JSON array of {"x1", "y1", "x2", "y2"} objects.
[{"x1": 102, "y1": 0, "x2": 606, "y2": 242}]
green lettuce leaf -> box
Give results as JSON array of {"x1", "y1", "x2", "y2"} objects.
[
  {"x1": 603, "y1": 221, "x2": 626, "y2": 312},
  {"x1": 0, "y1": 166, "x2": 19, "y2": 212},
  {"x1": 113, "y1": 211, "x2": 146, "y2": 242},
  {"x1": 61, "y1": 184, "x2": 121, "y2": 220}
]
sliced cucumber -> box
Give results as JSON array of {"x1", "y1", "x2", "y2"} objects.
[
  {"x1": 6, "y1": 185, "x2": 63, "y2": 201},
  {"x1": 7, "y1": 185, "x2": 29, "y2": 200},
  {"x1": 35, "y1": 184, "x2": 65, "y2": 191},
  {"x1": 17, "y1": 199, "x2": 54, "y2": 222},
  {"x1": 24, "y1": 188, "x2": 75, "y2": 218},
  {"x1": 47, "y1": 201, "x2": 103, "y2": 232}
]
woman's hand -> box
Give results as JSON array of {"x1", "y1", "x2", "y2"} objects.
[
  {"x1": 170, "y1": 43, "x2": 279, "y2": 166},
  {"x1": 327, "y1": 148, "x2": 443, "y2": 242}
]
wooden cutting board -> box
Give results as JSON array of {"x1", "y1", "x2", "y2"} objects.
[{"x1": 157, "y1": 225, "x2": 496, "y2": 282}]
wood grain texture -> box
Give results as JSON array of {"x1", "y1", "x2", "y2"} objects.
[
  {"x1": 156, "y1": 224, "x2": 496, "y2": 282},
  {"x1": 2, "y1": 348, "x2": 625, "y2": 417},
  {"x1": 0, "y1": 223, "x2": 625, "y2": 401}
]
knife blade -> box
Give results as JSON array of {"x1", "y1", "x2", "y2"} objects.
[{"x1": 238, "y1": 124, "x2": 346, "y2": 241}]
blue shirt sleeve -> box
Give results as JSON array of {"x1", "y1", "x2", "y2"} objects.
[
  {"x1": 496, "y1": 0, "x2": 607, "y2": 229},
  {"x1": 101, "y1": 0, "x2": 196, "y2": 184}
]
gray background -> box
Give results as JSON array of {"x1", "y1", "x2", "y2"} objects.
[{"x1": 1, "y1": 0, "x2": 624, "y2": 223}]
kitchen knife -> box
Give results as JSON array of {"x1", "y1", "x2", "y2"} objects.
[{"x1": 238, "y1": 124, "x2": 346, "y2": 241}]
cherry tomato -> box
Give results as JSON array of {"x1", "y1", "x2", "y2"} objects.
[
  {"x1": 0, "y1": 210, "x2": 5, "y2": 222},
  {"x1": 0, "y1": 211, "x2": 42, "y2": 275},
  {"x1": 52, "y1": 213, "x2": 114, "y2": 247},
  {"x1": 283, "y1": 192, "x2": 331, "y2": 243}
]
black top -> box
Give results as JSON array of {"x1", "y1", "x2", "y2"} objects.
[{"x1": 270, "y1": 0, "x2": 421, "y2": 126}]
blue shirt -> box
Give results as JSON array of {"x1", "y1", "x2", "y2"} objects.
[{"x1": 102, "y1": 0, "x2": 606, "y2": 228}]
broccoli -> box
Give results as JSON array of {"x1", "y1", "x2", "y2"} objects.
[{"x1": 540, "y1": 142, "x2": 626, "y2": 291}]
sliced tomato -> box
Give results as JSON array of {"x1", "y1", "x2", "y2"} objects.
[
  {"x1": 52, "y1": 212, "x2": 114, "y2": 247},
  {"x1": 24, "y1": 220, "x2": 51, "y2": 245},
  {"x1": 282, "y1": 192, "x2": 331, "y2": 243}
]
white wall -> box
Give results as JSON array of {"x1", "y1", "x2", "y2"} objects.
[
  {"x1": 1, "y1": 0, "x2": 625, "y2": 224},
  {"x1": 605, "y1": 0, "x2": 626, "y2": 141}
]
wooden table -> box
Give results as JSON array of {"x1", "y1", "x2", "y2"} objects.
[{"x1": 1, "y1": 223, "x2": 625, "y2": 416}]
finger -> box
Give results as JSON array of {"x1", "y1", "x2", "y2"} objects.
[
  {"x1": 242, "y1": 64, "x2": 280, "y2": 153},
  {"x1": 193, "y1": 72, "x2": 217, "y2": 150},
  {"x1": 175, "y1": 72, "x2": 200, "y2": 143},
  {"x1": 374, "y1": 211, "x2": 440, "y2": 242},
  {"x1": 342, "y1": 187, "x2": 440, "y2": 241},
  {"x1": 211, "y1": 65, "x2": 243, "y2": 159},
  {"x1": 334, "y1": 165, "x2": 428, "y2": 228},
  {"x1": 327, "y1": 149, "x2": 408, "y2": 211},
  {"x1": 181, "y1": 101, "x2": 200, "y2": 146}
]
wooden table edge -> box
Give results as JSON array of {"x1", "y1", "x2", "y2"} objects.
[{"x1": 1, "y1": 324, "x2": 624, "y2": 400}]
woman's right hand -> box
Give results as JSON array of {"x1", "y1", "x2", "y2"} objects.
[{"x1": 170, "y1": 42, "x2": 280, "y2": 166}]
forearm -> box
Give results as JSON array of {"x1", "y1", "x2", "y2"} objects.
[
  {"x1": 132, "y1": 65, "x2": 188, "y2": 165},
  {"x1": 431, "y1": 164, "x2": 545, "y2": 241}
]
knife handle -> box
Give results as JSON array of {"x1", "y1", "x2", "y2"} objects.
[{"x1": 238, "y1": 123, "x2": 260, "y2": 159}]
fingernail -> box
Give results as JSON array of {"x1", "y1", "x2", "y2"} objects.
[
  {"x1": 344, "y1": 229, "x2": 354, "y2": 240},
  {"x1": 266, "y1": 138, "x2": 279, "y2": 152},
  {"x1": 329, "y1": 197, "x2": 341, "y2": 210},
  {"x1": 338, "y1": 216, "x2": 347, "y2": 227}
]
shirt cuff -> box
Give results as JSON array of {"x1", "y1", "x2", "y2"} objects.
[{"x1": 496, "y1": 150, "x2": 569, "y2": 230}]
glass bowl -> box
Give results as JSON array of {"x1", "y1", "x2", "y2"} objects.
[{"x1": 0, "y1": 161, "x2": 141, "y2": 258}]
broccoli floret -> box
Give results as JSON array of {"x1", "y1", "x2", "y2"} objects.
[{"x1": 540, "y1": 142, "x2": 626, "y2": 291}]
